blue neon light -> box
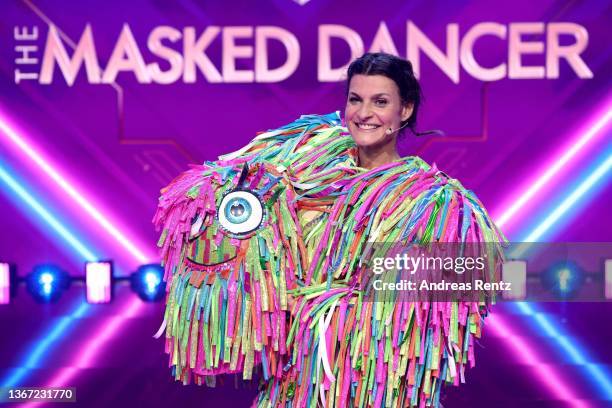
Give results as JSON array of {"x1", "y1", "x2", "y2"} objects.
[
  {"x1": 512, "y1": 148, "x2": 612, "y2": 400},
  {"x1": 0, "y1": 163, "x2": 97, "y2": 261},
  {"x1": 1, "y1": 301, "x2": 90, "y2": 388},
  {"x1": 0, "y1": 162, "x2": 96, "y2": 387},
  {"x1": 522, "y1": 150, "x2": 612, "y2": 242}
]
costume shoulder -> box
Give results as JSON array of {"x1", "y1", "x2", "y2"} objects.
[
  {"x1": 218, "y1": 111, "x2": 357, "y2": 174},
  {"x1": 391, "y1": 164, "x2": 508, "y2": 245}
]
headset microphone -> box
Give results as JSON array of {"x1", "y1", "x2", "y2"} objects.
[{"x1": 386, "y1": 122, "x2": 409, "y2": 135}]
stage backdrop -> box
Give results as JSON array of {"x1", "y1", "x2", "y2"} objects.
[{"x1": 0, "y1": 0, "x2": 611, "y2": 407}]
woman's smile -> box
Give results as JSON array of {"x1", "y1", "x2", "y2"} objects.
[{"x1": 355, "y1": 122, "x2": 382, "y2": 130}]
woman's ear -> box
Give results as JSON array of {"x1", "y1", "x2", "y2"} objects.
[{"x1": 401, "y1": 102, "x2": 414, "y2": 122}]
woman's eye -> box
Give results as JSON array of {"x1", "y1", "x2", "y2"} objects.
[
  {"x1": 349, "y1": 97, "x2": 360, "y2": 103},
  {"x1": 375, "y1": 99, "x2": 388, "y2": 106}
]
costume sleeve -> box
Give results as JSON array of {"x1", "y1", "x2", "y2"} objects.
[
  {"x1": 260, "y1": 163, "x2": 508, "y2": 407},
  {"x1": 373, "y1": 170, "x2": 508, "y2": 406},
  {"x1": 153, "y1": 163, "x2": 308, "y2": 386},
  {"x1": 151, "y1": 112, "x2": 355, "y2": 387}
]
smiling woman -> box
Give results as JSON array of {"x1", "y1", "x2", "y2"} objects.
[{"x1": 344, "y1": 52, "x2": 425, "y2": 169}]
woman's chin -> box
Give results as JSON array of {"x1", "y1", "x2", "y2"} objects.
[
  {"x1": 351, "y1": 133, "x2": 386, "y2": 148},
  {"x1": 354, "y1": 138, "x2": 386, "y2": 150}
]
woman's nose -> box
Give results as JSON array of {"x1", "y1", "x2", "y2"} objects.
[{"x1": 356, "y1": 103, "x2": 373, "y2": 120}]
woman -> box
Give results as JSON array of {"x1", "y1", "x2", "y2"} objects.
[
  {"x1": 344, "y1": 52, "x2": 422, "y2": 170},
  {"x1": 249, "y1": 53, "x2": 506, "y2": 407},
  {"x1": 155, "y1": 53, "x2": 506, "y2": 407}
]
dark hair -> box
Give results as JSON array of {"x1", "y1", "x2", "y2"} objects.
[{"x1": 346, "y1": 52, "x2": 429, "y2": 136}]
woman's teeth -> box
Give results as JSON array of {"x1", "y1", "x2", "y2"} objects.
[{"x1": 357, "y1": 123, "x2": 380, "y2": 130}]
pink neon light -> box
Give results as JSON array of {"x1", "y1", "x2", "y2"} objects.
[
  {"x1": 0, "y1": 108, "x2": 152, "y2": 401},
  {"x1": 20, "y1": 367, "x2": 79, "y2": 408},
  {"x1": 0, "y1": 111, "x2": 154, "y2": 264},
  {"x1": 0, "y1": 263, "x2": 9, "y2": 305},
  {"x1": 73, "y1": 298, "x2": 142, "y2": 367},
  {"x1": 20, "y1": 298, "x2": 144, "y2": 408},
  {"x1": 487, "y1": 315, "x2": 589, "y2": 408},
  {"x1": 85, "y1": 262, "x2": 112, "y2": 303},
  {"x1": 494, "y1": 100, "x2": 612, "y2": 230},
  {"x1": 15, "y1": 100, "x2": 609, "y2": 404}
]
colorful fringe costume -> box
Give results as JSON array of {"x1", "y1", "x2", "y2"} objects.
[
  {"x1": 153, "y1": 162, "x2": 308, "y2": 383},
  {"x1": 154, "y1": 112, "x2": 507, "y2": 407}
]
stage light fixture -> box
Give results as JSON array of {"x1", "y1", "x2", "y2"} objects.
[
  {"x1": 26, "y1": 265, "x2": 70, "y2": 303},
  {"x1": 543, "y1": 260, "x2": 583, "y2": 299},
  {"x1": 131, "y1": 264, "x2": 165, "y2": 302},
  {"x1": 86, "y1": 261, "x2": 113, "y2": 304},
  {"x1": 0, "y1": 263, "x2": 10, "y2": 305},
  {"x1": 502, "y1": 260, "x2": 527, "y2": 300},
  {"x1": 605, "y1": 259, "x2": 612, "y2": 300}
]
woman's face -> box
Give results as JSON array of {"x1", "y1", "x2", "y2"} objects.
[{"x1": 345, "y1": 74, "x2": 413, "y2": 149}]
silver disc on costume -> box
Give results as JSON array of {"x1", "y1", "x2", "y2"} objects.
[{"x1": 218, "y1": 190, "x2": 264, "y2": 235}]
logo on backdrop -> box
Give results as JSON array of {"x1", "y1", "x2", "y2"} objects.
[{"x1": 13, "y1": 22, "x2": 593, "y2": 85}]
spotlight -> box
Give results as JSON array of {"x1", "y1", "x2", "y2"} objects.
[
  {"x1": 86, "y1": 261, "x2": 113, "y2": 304},
  {"x1": 0, "y1": 263, "x2": 10, "y2": 305},
  {"x1": 26, "y1": 265, "x2": 70, "y2": 303},
  {"x1": 543, "y1": 260, "x2": 583, "y2": 299},
  {"x1": 502, "y1": 260, "x2": 527, "y2": 300},
  {"x1": 131, "y1": 264, "x2": 165, "y2": 301},
  {"x1": 605, "y1": 259, "x2": 612, "y2": 300}
]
